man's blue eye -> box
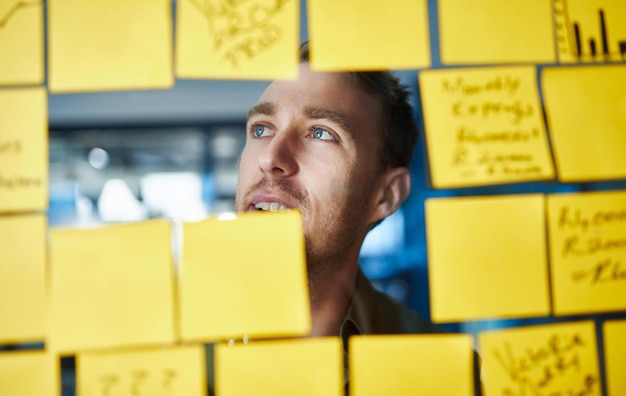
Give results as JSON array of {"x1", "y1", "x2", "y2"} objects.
[
  {"x1": 312, "y1": 128, "x2": 333, "y2": 140},
  {"x1": 254, "y1": 125, "x2": 268, "y2": 137}
]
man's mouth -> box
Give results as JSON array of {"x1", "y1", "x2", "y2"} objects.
[{"x1": 254, "y1": 202, "x2": 289, "y2": 212}]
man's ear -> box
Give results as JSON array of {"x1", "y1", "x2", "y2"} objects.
[{"x1": 368, "y1": 167, "x2": 411, "y2": 225}]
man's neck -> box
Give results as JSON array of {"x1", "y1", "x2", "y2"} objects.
[{"x1": 307, "y1": 261, "x2": 358, "y2": 337}]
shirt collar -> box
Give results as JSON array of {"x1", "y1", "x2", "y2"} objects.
[
  {"x1": 339, "y1": 267, "x2": 370, "y2": 344},
  {"x1": 338, "y1": 267, "x2": 370, "y2": 388}
]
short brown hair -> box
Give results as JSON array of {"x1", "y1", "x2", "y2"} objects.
[{"x1": 299, "y1": 41, "x2": 420, "y2": 169}]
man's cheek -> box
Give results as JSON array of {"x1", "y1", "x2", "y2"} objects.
[{"x1": 326, "y1": 179, "x2": 357, "y2": 197}]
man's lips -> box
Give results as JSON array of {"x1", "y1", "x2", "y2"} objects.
[{"x1": 242, "y1": 178, "x2": 306, "y2": 212}]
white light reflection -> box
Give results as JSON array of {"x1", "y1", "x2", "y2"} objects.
[
  {"x1": 97, "y1": 179, "x2": 147, "y2": 222},
  {"x1": 87, "y1": 147, "x2": 110, "y2": 169}
]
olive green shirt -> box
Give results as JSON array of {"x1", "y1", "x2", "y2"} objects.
[
  {"x1": 340, "y1": 268, "x2": 442, "y2": 339},
  {"x1": 338, "y1": 268, "x2": 444, "y2": 393}
]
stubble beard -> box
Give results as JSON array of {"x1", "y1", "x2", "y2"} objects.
[
  {"x1": 304, "y1": 186, "x2": 369, "y2": 288},
  {"x1": 236, "y1": 177, "x2": 367, "y2": 286}
]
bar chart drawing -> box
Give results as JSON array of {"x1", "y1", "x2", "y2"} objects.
[{"x1": 553, "y1": 0, "x2": 626, "y2": 63}]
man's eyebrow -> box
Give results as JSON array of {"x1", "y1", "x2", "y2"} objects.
[
  {"x1": 304, "y1": 106, "x2": 356, "y2": 138},
  {"x1": 247, "y1": 101, "x2": 275, "y2": 118}
]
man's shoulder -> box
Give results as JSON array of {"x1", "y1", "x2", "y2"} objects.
[
  {"x1": 368, "y1": 281, "x2": 443, "y2": 334},
  {"x1": 353, "y1": 270, "x2": 444, "y2": 335}
]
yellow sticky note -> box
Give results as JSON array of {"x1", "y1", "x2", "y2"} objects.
[
  {"x1": 0, "y1": 87, "x2": 47, "y2": 213},
  {"x1": 350, "y1": 334, "x2": 474, "y2": 396},
  {"x1": 215, "y1": 337, "x2": 343, "y2": 396},
  {"x1": 439, "y1": 0, "x2": 555, "y2": 65},
  {"x1": 604, "y1": 320, "x2": 626, "y2": 396},
  {"x1": 554, "y1": 0, "x2": 626, "y2": 63},
  {"x1": 0, "y1": 350, "x2": 58, "y2": 396},
  {"x1": 77, "y1": 345, "x2": 206, "y2": 396},
  {"x1": 49, "y1": 220, "x2": 176, "y2": 353},
  {"x1": 419, "y1": 66, "x2": 554, "y2": 189},
  {"x1": 546, "y1": 190, "x2": 626, "y2": 315},
  {"x1": 176, "y1": 0, "x2": 299, "y2": 80},
  {"x1": 479, "y1": 321, "x2": 601, "y2": 396},
  {"x1": 179, "y1": 211, "x2": 310, "y2": 342},
  {"x1": 0, "y1": 214, "x2": 46, "y2": 343},
  {"x1": 308, "y1": 0, "x2": 430, "y2": 71},
  {"x1": 48, "y1": 0, "x2": 173, "y2": 93},
  {"x1": 426, "y1": 194, "x2": 550, "y2": 323},
  {"x1": 543, "y1": 65, "x2": 626, "y2": 182},
  {"x1": 0, "y1": 0, "x2": 44, "y2": 85}
]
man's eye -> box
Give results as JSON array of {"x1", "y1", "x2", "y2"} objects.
[
  {"x1": 253, "y1": 125, "x2": 271, "y2": 137},
  {"x1": 311, "y1": 127, "x2": 334, "y2": 141}
]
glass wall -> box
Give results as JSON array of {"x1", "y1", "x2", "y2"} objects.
[{"x1": 48, "y1": 126, "x2": 245, "y2": 226}]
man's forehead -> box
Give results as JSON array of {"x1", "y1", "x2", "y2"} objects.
[
  {"x1": 260, "y1": 65, "x2": 367, "y2": 102},
  {"x1": 248, "y1": 70, "x2": 380, "y2": 118}
]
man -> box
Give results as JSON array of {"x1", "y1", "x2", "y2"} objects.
[
  {"x1": 205, "y1": 41, "x2": 485, "y2": 395},
  {"x1": 235, "y1": 41, "x2": 440, "y2": 340}
]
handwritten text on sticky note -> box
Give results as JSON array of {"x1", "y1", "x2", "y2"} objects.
[
  {"x1": 77, "y1": 345, "x2": 205, "y2": 396},
  {"x1": 0, "y1": 87, "x2": 47, "y2": 213},
  {"x1": 479, "y1": 321, "x2": 600, "y2": 396},
  {"x1": 547, "y1": 190, "x2": 626, "y2": 315},
  {"x1": 419, "y1": 66, "x2": 554, "y2": 188},
  {"x1": 176, "y1": 0, "x2": 299, "y2": 79}
]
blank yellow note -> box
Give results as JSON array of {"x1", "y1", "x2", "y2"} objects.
[
  {"x1": 77, "y1": 345, "x2": 205, "y2": 396},
  {"x1": 179, "y1": 211, "x2": 310, "y2": 342},
  {"x1": 419, "y1": 66, "x2": 554, "y2": 189},
  {"x1": 47, "y1": 0, "x2": 173, "y2": 93},
  {"x1": 546, "y1": 190, "x2": 626, "y2": 316},
  {"x1": 439, "y1": 0, "x2": 555, "y2": 65},
  {"x1": 426, "y1": 194, "x2": 550, "y2": 323},
  {"x1": 350, "y1": 334, "x2": 474, "y2": 396},
  {"x1": 479, "y1": 321, "x2": 601, "y2": 396},
  {"x1": 554, "y1": 0, "x2": 626, "y2": 63},
  {"x1": 543, "y1": 65, "x2": 626, "y2": 182},
  {"x1": 0, "y1": 87, "x2": 47, "y2": 213},
  {"x1": 604, "y1": 320, "x2": 626, "y2": 396},
  {"x1": 215, "y1": 337, "x2": 343, "y2": 396},
  {"x1": 0, "y1": 214, "x2": 46, "y2": 343},
  {"x1": 0, "y1": 0, "x2": 44, "y2": 85},
  {"x1": 176, "y1": 0, "x2": 299, "y2": 80},
  {"x1": 308, "y1": 0, "x2": 430, "y2": 71},
  {"x1": 49, "y1": 220, "x2": 176, "y2": 353},
  {"x1": 0, "y1": 350, "x2": 58, "y2": 396}
]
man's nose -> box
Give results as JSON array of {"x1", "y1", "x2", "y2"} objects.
[{"x1": 258, "y1": 131, "x2": 298, "y2": 176}]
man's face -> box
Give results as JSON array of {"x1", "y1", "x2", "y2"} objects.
[{"x1": 235, "y1": 64, "x2": 386, "y2": 272}]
